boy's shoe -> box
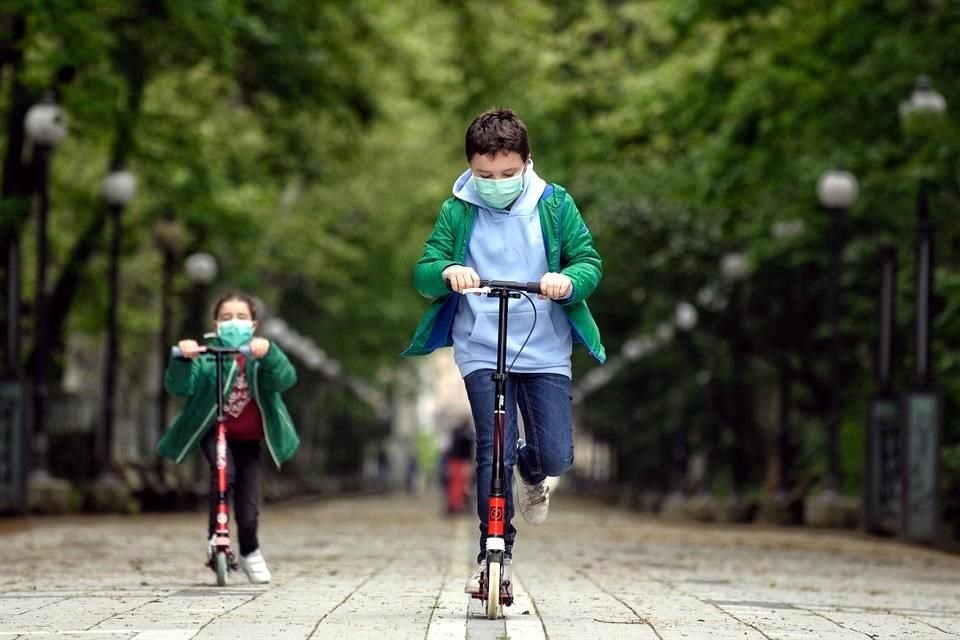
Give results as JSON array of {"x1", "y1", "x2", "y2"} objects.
[
  {"x1": 464, "y1": 559, "x2": 484, "y2": 594},
  {"x1": 516, "y1": 473, "x2": 550, "y2": 525},
  {"x1": 464, "y1": 556, "x2": 511, "y2": 595},
  {"x1": 239, "y1": 549, "x2": 272, "y2": 584}
]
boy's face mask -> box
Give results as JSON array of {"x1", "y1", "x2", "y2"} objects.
[
  {"x1": 473, "y1": 170, "x2": 525, "y2": 209},
  {"x1": 217, "y1": 319, "x2": 255, "y2": 347}
]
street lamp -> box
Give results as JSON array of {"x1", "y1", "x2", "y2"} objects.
[
  {"x1": 99, "y1": 168, "x2": 137, "y2": 478},
  {"x1": 184, "y1": 251, "x2": 218, "y2": 333},
  {"x1": 898, "y1": 76, "x2": 946, "y2": 390},
  {"x1": 720, "y1": 251, "x2": 751, "y2": 497},
  {"x1": 24, "y1": 92, "x2": 67, "y2": 480},
  {"x1": 817, "y1": 167, "x2": 859, "y2": 495},
  {"x1": 898, "y1": 75, "x2": 947, "y2": 121},
  {"x1": 151, "y1": 216, "x2": 187, "y2": 467},
  {"x1": 184, "y1": 251, "x2": 218, "y2": 286},
  {"x1": 674, "y1": 301, "x2": 698, "y2": 332},
  {"x1": 181, "y1": 250, "x2": 218, "y2": 491},
  {"x1": 898, "y1": 76, "x2": 946, "y2": 543},
  {"x1": 671, "y1": 301, "x2": 698, "y2": 500}
]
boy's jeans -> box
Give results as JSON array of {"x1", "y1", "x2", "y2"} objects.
[{"x1": 463, "y1": 369, "x2": 574, "y2": 562}]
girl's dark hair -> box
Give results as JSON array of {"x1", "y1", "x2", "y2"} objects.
[
  {"x1": 212, "y1": 292, "x2": 258, "y2": 320},
  {"x1": 465, "y1": 108, "x2": 530, "y2": 162}
]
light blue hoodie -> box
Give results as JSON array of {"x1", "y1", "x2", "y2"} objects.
[{"x1": 449, "y1": 160, "x2": 573, "y2": 379}]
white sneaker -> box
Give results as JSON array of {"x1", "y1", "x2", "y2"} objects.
[
  {"x1": 464, "y1": 556, "x2": 512, "y2": 594},
  {"x1": 206, "y1": 534, "x2": 216, "y2": 563},
  {"x1": 516, "y1": 474, "x2": 550, "y2": 525},
  {"x1": 239, "y1": 549, "x2": 271, "y2": 584},
  {"x1": 464, "y1": 560, "x2": 484, "y2": 594}
]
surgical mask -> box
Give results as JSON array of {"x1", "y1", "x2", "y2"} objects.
[
  {"x1": 217, "y1": 319, "x2": 254, "y2": 347},
  {"x1": 473, "y1": 169, "x2": 525, "y2": 209}
]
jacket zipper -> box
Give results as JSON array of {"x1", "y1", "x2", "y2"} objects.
[{"x1": 176, "y1": 358, "x2": 238, "y2": 463}]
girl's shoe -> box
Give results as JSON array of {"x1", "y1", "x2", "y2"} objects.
[{"x1": 239, "y1": 549, "x2": 272, "y2": 584}]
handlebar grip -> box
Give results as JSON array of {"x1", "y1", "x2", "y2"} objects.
[
  {"x1": 447, "y1": 277, "x2": 544, "y2": 294},
  {"x1": 481, "y1": 279, "x2": 543, "y2": 294},
  {"x1": 170, "y1": 345, "x2": 252, "y2": 358}
]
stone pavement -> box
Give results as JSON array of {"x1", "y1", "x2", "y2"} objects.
[{"x1": 1, "y1": 492, "x2": 959, "y2": 639}]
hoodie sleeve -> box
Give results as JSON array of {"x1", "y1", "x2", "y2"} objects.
[
  {"x1": 559, "y1": 196, "x2": 602, "y2": 305},
  {"x1": 413, "y1": 199, "x2": 464, "y2": 299}
]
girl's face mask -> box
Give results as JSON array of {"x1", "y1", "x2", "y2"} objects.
[{"x1": 217, "y1": 319, "x2": 255, "y2": 347}]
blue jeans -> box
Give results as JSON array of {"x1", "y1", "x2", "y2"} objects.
[{"x1": 463, "y1": 369, "x2": 574, "y2": 562}]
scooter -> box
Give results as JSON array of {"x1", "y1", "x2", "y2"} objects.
[
  {"x1": 461, "y1": 279, "x2": 542, "y2": 619},
  {"x1": 172, "y1": 343, "x2": 250, "y2": 586}
]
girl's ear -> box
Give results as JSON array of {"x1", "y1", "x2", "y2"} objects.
[{"x1": 252, "y1": 320, "x2": 258, "y2": 332}]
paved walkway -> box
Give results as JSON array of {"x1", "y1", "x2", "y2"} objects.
[{"x1": 1, "y1": 493, "x2": 959, "y2": 639}]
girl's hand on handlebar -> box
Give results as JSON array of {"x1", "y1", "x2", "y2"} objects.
[
  {"x1": 443, "y1": 265, "x2": 481, "y2": 293},
  {"x1": 177, "y1": 339, "x2": 206, "y2": 359},
  {"x1": 249, "y1": 337, "x2": 270, "y2": 359},
  {"x1": 540, "y1": 272, "x2": 573, "y2": 300}
]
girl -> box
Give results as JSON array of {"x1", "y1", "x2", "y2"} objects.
[{"x1": 157, "y1": 292, "x2": 299, "y2": 584}]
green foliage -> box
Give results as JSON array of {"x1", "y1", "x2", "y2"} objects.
[{"x1": 2, "y1": 1, "x2": 960, "y2": 512}]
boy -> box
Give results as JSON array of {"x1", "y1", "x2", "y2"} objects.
[{"x1": 403, "y1": 107, "x2": 605, "y2": 593}]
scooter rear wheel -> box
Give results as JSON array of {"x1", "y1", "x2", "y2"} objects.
[
  {"x1": 215, "y1": 551, "x2": 228, "y2": 586},
  {"x1": 485, "y1": 560, "x2": 501, "y2": 619}
]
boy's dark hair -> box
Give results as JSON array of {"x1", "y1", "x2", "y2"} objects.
[
  {"x1": 465, "y1": 108, "x2": 530, "y2": 162},
  {"x1": 213, "y1": 292, "x2": 258, "y2": 320}
]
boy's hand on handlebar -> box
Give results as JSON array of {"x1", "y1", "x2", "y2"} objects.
[
  {"x1": 249, "y1": 337, "x2": 270, "y2": 359},
  {"x1": 177, "y1": 339, "x2": 206, "y2": 359},
  {"x1": 443, "y1": 265, "x2": 481, "y2": 293},
  {"x1": 540, "y1": 272, "x2": 573, "y2": 300}
]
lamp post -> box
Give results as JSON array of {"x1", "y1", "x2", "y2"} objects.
[
  {"x1": 865, "y1": 245, "x2": 901, "y2": 534},
  {"x1": 720, "y1": 252, "x2": 750, "y2": 495},
  {"x1": 817, "y1": 167, "x2": 859, "y2": 495},
  {"x1": 673, "y1": 301, "x2": 698, "y2": 495},
  {"x1": 183, "y1": 251, "x2": 217, "y2": 490},
  {"x1": 23, "y1": 94, "x2": 67, "y2": 479},
  {"x1": 898, "y1": 76, "x2": 946, "y2": 389},
  {"x1": 151, "y1": 216, "x2": 187, "y2": 469},
  {"x1": 99, "y1": 168, "x2": 137, "y2": 479},
  {"x1": 898, "y1": 76, "x2": 946, "y2": 543}
]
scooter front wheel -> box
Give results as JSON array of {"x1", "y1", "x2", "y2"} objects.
[
  {"x1": 485, "y1": 560, "x2": 501, "y2": 619},
  {"x1": 215, "y1": 551, "x2": 228, "y2": 586}
]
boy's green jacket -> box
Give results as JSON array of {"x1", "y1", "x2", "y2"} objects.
[
  {"x1": 402, "y1": 183, "x2": 605, "y2": 363},
  {"x1": 157, "y1": 339, "x2": 300, "y2": 467}
]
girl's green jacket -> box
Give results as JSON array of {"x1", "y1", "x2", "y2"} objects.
[
  {"x1": 157, "y1": 339, "x2": 300, "y2": 467},
  {"x1": 402, "y1": 183, "x2": 605, "y2": 363}
]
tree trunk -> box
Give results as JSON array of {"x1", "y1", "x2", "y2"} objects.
[{"x1": 36, "y1": 34, "x2": 148, "y2": 380}]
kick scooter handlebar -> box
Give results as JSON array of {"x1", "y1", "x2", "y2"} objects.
[
  {"x1": 448, "y1": 279, "x2": 542, "y2": 295},
  {"x1": 170, "y1": 344, "x2": 253, "y2": 359}
]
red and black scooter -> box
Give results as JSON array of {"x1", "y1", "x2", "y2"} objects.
[
  {"x1": 461, "y1": 279, "x2": 542, "y2": 619},
  {"x1": 172, "y1": 343, "x2": 250, "y2": 586}
]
